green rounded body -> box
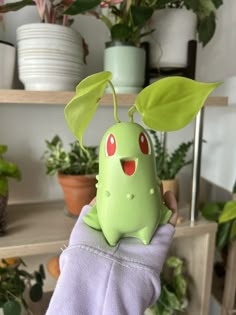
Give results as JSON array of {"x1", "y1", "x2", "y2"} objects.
[{"x1": 84, "y1": 122, "x2": 171, "y2": 246}]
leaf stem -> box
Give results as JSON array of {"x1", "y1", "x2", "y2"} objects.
[
  {"x1": 128, "y1": 104, "x2": 137, "y2": 122},
  {"x1": 107, "y1": 80, "x2": 120, "y2": 123}
]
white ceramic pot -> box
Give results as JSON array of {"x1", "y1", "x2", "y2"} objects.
[
  {"x1": 148, "y1": 8, "x2": 197, "y2": 69},
  {"x1": 0, "y1": 41, "x2": 16, "y2": 89},
  {"x1": 17, "y1": 23, "x2": 85, "y2": 91},
  {"x1": 104, "y1": 42, "x2": 146, "y2": 94}
]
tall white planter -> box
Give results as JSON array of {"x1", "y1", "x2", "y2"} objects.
[
  {"x1": 17, "y1": 23, "x2": 85, "y2": 91},
  {"x1": 104, "y1": 42, "x2": 146, "y2": 94},
  {"x1": 148, "y1": 9, "x2": 197, "y2": 69},
  {"x1": 0, "y1": 41, "x2": 16, "y2": 89}
]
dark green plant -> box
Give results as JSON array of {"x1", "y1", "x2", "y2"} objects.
[
  {"x1": 159, "y1": 0, "x2": 223, "y2": 46},
  {"x1": 150, "y1": 256, "x2": 188, "y2": 315},
  {"x1": 0, "y1": 145, "x2": 21, "y2": 197},
  {"x1": 148, "y1": 130, "x2": 193, "y2": 180},
  {"x1": 201, "y1": 187, "x2": 236, "y2": 251},
  {"x1": 42, "y1": 135, "x2": 99, "y2": 176},
  {"x1": 0, "y1": 258, "x2": 45, "y2": 315}
]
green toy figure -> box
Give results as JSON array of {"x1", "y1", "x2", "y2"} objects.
[{"x1": 64, "y1": 72, "x2": 221, "y2": 246}]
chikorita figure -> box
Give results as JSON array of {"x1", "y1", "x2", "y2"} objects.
[{"x1": 64, "y1": 71, "x2": 221, "y2": 246}]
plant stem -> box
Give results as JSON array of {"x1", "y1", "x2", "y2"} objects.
[
  {"x1": 128, "y1": 104, "x2": 137, "y2": 122},
  {"x1": 107, "y1": 80, "x2": 120, "y2": 123}
]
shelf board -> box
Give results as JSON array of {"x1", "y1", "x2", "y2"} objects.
[
  {"x1": 0, "y1": 89, "x2": 228, "y2": 107},
  {"x1": 0, "y1": 200, "x2": 217, "y2": 258},
  {"x1": 0, "y1": 201, "x2": 75, "y2": 258}
]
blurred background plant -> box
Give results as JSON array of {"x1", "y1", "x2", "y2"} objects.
[
  {"x1": 201, "y1": 181, "x2": 236, "y2": 253},
  {"x1": 155, "y1": 0, "x2": 223, "y2": 46},
  {"x1": 150, "y1": 256, "x2": 188, "y2": 315},
  {"x1": 0, "y1": 257, "x2": 45, "y2": 315},
  {"x1": 42, "y1": 135, "x2": 99, "y2": 176},
  {"x1": 147, "y1": 129, "x2": 193, "y2": 180}
]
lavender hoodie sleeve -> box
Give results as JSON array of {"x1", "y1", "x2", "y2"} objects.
[{"x1": 46, "y1": 205, "x2": 175, "y2": 315}]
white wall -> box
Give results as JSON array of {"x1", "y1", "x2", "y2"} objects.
[{"x1": 0, "y1": 1, "x2": 236, "y2": 205}]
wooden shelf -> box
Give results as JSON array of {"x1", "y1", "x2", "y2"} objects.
[
  {"x1": 0, "y1": 201, "x2": 75, "y2": 258},
  {"x1": 0, "y1": 200, "x2": 216, "y2": 258},
  {"x1": 0, "y1": 201, "x2": 217, "y2": 315},
  {"x1": 0, "y1": 89, "x2": 228, "y2": 107}
]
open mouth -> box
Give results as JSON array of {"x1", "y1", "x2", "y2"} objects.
[{"x1": 121, "y1": 159, "x2": 136, "y2": 176}]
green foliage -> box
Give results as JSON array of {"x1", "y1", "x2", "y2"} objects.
[
  {"x1": 150, "y1": 256, "x2": 188, "y2": 315},
  {"x1": 147, "y1": 130, "x2": 193, "y2": 180},
  {"x1": 64, "y1": 72, "x2": 221, "y2": 151},
  {"x1": 0, "y1": 258, "x2": 45, "y2": 315},
  {"x1": 0, "y1": 145, "x2": 21, "y2": 197},
  {"x1": 161, "y1": 0, "x2": 223, "y2": 46},
  {"x1": 64, "y1": 71, "x2": 113, "y2": 149},
  {"x1": 201, "y1": 198, "x2": 236, "y2": 250},
  {"x1": 135, "y1": 77, "x2": 221, "y2": 131},
  {"x1": 42, "y1": 135, "x2": 99, "y2": 176}
]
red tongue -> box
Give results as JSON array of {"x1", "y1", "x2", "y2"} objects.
[{"x1": 122, "y1": 160, "x2": 135, "y2": 176}]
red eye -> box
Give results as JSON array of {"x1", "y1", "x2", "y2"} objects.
[
  {"x1": 106, "y1": 134, "x2": 116, "y2": 156},
  {"x1": 139, "y1": 132, "x2": 149, "y2": 154}
]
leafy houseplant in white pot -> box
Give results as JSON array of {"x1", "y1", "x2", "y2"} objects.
[
  {"x1": 148, "y1": 0, "x2": 223, "y2": 69},
  {"x1": 42, "y1": 135, "x2": 99, "y2": 217},
  {"x1": 147, "y1": 129, "x2": 193, "y2": 200},
  {"x1": 0, "y1": 0, "x2": 100, "y2": 91},
  {"x1": 66, "y1": 0, "x2": 157, "y2": 94}
]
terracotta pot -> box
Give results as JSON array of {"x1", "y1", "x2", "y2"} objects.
[
  {"x1": 58, "y1": 174, "x2": 97, "y2": 217},
  {"x1": 162, "y1": 178, "x2": 179, "y2": 200}
]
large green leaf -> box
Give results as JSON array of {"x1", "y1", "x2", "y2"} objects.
[
  {"x1": 130, "y1": 6, "x2": 154, "y2": 28},
  {"x1": 219, "y1": 201, "x2": 236, "y2": 223},
  {"x1": 216, "y1": 222, "x2": 232, "y2": 249},
  {"x1": 65, "y1": 0, "x2": 101, "y2": 15},
  {"x1": 0, "y1": 0, "x2": 34, "y2": 13},
  {"x1": 3, "y1": 300, "x2": 21, "y2": 315},
  {"x1": 64, "y1": 72, "x2": 112, "y2": 148},
  {"x1": 135, "y1": 77, "x2": 221, "y2": 131},
  {"x1": 0, "y1": 160, "x2": 21, "y2": 180},
  {"x1": 201, "y1": 202, "x2": 222, "y2": 221},
  {"x1": 29, "y1": 283, "x2": 43, "y2": 302},
  {"x1": 198, "y1": 12, "x2": 216, "y2": 46}
]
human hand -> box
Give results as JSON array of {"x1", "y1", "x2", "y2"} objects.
[
  {"x1": 47, "y1": 191, "x2": 177, "y2": 315},
  {"x1": 67, "y1": 191, "x2": 177, "y2": 314}
]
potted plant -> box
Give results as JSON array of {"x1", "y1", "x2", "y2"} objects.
[
  {"x1": 0, "y1": 145, "x2": 21, "y2": 235},
  {"x1": 0, "y1": 1, "x2": 16, "y2": 89},
  {"x1": 0, "y1": 257, "x2": 45, "y2": 315},
  {"x1": 148, "y1": 0, "x2": 223, "y2": 69},
  {"x1": 147, "y1": 129, "x2": 193, "y2": 199},
  {"x1": 145, "y1": 256, "x2": 188, "y2": 315},
  {"x1": 0, "y1": 0, "x2": 100, "y2": 91},
  {"x1": 200, "y1": 182, "x2": 236, "y2": 270},
  {"x1": 42, "y1": 135, "x2": 99, "y2": 217},
  {"x1": 66, "y1": 0, "x2": 158, "y2": 93}
]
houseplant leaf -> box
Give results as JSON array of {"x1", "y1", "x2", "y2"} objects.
[
  {"x1": 64, "y1": 71, "x2": 112, "y2": 148},
  {"x1": 201, "y1": 202, "x2": 222, "y2": 221},
  {"x1": 65, "y1": 0, "x2": 101, "y2": 15},
  {"x1": 219, "y1": 201, "x2": 236, "y2": 223},
  {"x1": 216, "y1": 222, "x2": 232, "y2": 250},
  {"x1": 135, "y1": 77, "x2": 221, "y2": 131},
  {"x1": 3, "y1": 300, "x2": 21, "y2": 315}
]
